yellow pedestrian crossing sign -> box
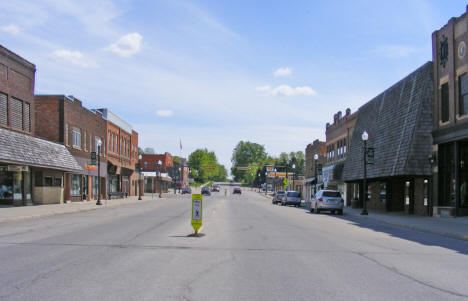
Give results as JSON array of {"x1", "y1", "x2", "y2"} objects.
[{"x1": 191, "y1": 194, "x2": 203, "y2": 234}]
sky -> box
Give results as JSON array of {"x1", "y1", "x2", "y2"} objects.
[{"x1": 0, "y1": 0, "x2": 466, "y2": 174}]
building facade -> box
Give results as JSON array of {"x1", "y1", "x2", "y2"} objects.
[
  {"x1": 98, "y1": 109, "x2": 139, "y2": 197},
  {"x1": 304, "y1": 139, "x2": 326, "y2": 203},
  {"x1": 0, "y1": 45, "x2": 82, "y2": 206},
  {"x1": 324, "y1": 108, "x2": 357, "y2": 205},
  {"x1": 343, "y1": 62, "x2": 434, "y2": 216},
  {"x1": 34, "y1": 95, "x2": 107, "y2": 202},
  {"x1": 432, "y1": 8, "x2": 468, "y2": 216},
  {"x1": 140, "y1": 153, "x2": 173, "y2": 194}
]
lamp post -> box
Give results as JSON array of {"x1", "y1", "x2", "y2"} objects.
[
  {"x1": 96, "y1": 142, "x2": 102, "y2": 205},
  {"x1": 157, "y1": 160, "x2": 162, "y2": 198},
  {"x1": 178, "y1": 167, "x2": 181, "y2": 193},
  {"x1": 361, "y1": 130, "x2": 369, "y2": 215},
  {"x1": 292, "y1": 163, "x2": 296, "y2": 190},
  {"x1": 274, "y1": 168, "x2": 277, "y2": 193},
  {"x1": 138, "y1": 154, "x2": 142, "y2": 200},
  {"x1": 314, "y1": 154, "x2": 318, "y2": 195},
  {"x1": 265, "y1": 171, "x2": 268, "y2": 195}
]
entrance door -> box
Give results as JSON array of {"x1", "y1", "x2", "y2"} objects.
[{"x1": 459, "y1": 142, "x2": 468, "y2": 213}]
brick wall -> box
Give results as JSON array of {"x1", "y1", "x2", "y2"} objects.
[
  {"x1": 0, "y1": 45, "x2": 36, "y2": 134},
  {"x1": 305, "y1": 139, "x2": 326, "y2": 178},
  {"x1": 34, "y1": 96, "x2": 60, "y2": 142}
]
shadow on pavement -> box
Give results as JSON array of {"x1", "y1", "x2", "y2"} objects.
[
  {"x1": 329, "y1": 214, "x2": 468, "y2": 255},
  {"x1": 169, "y1": 233, "x2": 206, "y2": 238}
]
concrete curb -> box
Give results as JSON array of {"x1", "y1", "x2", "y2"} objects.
[
  {"x1": 0, "y1": 197, "x2": 155, "y2": 224},
  {"x1": 345, "y1": 211, "x2": 468, "y2": 242}
]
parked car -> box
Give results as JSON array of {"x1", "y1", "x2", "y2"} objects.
[
  {"x1": 281, "y1": 191, "x2": 301, "y2": 207},
  {"x1": 181, "y1": 187, "x2": 192, "y2": 194},
  {"x1": 233, "y1": 187, "x2": 242, "y2": 194},
  {"x1": 211, "y1": 185, "x2": 220, "y2": 192},
  {"x1": 272, "y1": 190, "x2": 285, "y2": 204},
  {"x1": 310, "y1": 190, "x2": 344, "y2": 214},
  {"x1": 201, "y1": 187, "x2": 211, "y2": 196}
]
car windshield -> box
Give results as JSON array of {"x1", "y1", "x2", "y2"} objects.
[
  {"x1": 323, "y1": 191, "x2": 341, "y2": 197},
  {"x1": 277, "y1": 191, "x2": 285, "y2": 195},
  {"x1": 287, "y1": 191, "x2": 300, "y2": 197}
]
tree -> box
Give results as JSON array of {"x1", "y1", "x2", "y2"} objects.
[
  {"x1": 231, "y1": 141, "x2": 267, "y2": 183},
  {"x1": 188, "y1": 148, "x2": 224, "y2": 183},
  {"x1": 143, "y1": 147, "x2": 155, "y2": 154}
]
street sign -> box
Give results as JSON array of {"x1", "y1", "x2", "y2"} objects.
[
  {"x1": 283, "y1": 179, "x2": 290, "y2": 189},
  {"x1": 191, "y1": 194, "x2": 203, "y2": 234},
  {"x1": 135, "y1": 163, "x2": 140, "y2": 171},
  {"x1": 90, "y1": 152, "x2": 97, "y2": 165},
  {"x1": 366, "y1": 147, "x2": 375, "y2": 165}
]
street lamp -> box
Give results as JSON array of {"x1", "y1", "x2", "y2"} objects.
[
  {"x1": 157, "y1": 160, "x2": 162, "y2": 198},
  {"x1": 265, "y1": 171, "x2": 268, "y2": 195},
  {"x1": 96, "y1": 141, "x2": 103, "y2": 205},
  {"x1": 274, "y1": 168, "x2": 277, "y2": 193},
  {"x1": 292, "y1": 163, "x2": 296, "y2": 190},
  {"x1": 178, "y1": 167, "x2": 182, "y2": 193},
  {"x1": 314, "y1": 154, "x2": 318, "y2": 195},
  {"x1": 361, "y1": 130, "x2": 369, "y2": 215},
  {"x1": 138, "y1": 154, "x2": 142, "y2": 200}
]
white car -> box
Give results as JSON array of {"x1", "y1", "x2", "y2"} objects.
[{"x1": 310, "y1": 190, "x2": 344, "y2": 215}]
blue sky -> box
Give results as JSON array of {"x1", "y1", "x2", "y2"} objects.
[{"x1": 0, "y1": 0, "x2": 466, "y2": 173}]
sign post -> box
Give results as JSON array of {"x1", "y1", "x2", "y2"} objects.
[{"x1": 191, "y1": 194, "x2": 203, "y2": 235}]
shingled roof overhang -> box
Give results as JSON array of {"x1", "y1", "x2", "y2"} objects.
[
  {"x1": 343, "y1": 62, "x2": 434, "y2": 182},
  {"x1": 0, "y1": 128, "x2": 83, "y2": 173}
]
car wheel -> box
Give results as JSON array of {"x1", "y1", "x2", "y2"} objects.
[
  {"x1": 315, "y1": 205, "x2": 320, "y2": 214},
  {"x1": 309, "y1": 205, "x2": 314, "y2": 213}
]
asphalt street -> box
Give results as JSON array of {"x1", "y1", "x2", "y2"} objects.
[{"x1": 0, "y1": 188, "x2": 467, "y2": 301}]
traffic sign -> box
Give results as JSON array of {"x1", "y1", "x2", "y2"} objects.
[
  {"x1": 191, "y1": 194, "x2": 203, "y2": 234},
  {"x1": 366, "y1": 147, "x2": 375, "y2": 165}
]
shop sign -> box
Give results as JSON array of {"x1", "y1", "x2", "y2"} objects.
[
  {"x1": 84, "y1": 164, "x2": 98, "y2": 171},
  {"x1": 8, "y1": 165, "x2": 29, "y2": 172},
  {"x1": 90, "y1": 152, "x2": 97, "y2": 165}
]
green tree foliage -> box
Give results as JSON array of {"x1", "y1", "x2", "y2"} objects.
[
  {"x1": 143, "y1": 147, "x2": 155, "y2": 154},
  {"x1": 188, "y1": 148, "x2": 226, "y2": 183},
  {"x1": 231, "y1": 141, "x2": 267, "y2": 183}
]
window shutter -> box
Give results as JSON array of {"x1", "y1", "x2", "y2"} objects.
[
  {"x1": 10, "y1": 98, "x2": 23, "y2": 130},
  {"x1": 24, "y1": 102, "x2": 30, "y2": 132},
  {"x1": 0, "y1": 93, "x2": 7, "y2": 125}
]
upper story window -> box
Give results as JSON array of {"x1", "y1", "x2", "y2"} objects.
[
  {"x1": 72, "y1": 127, "x2": 81, "y2": 148},
  {"x1": 441, "y1": 83, "x2": 449, "y2": 123},
  {"x1": 0, "y1": 93, "x2": 7, "y2": 126},
  {"x1": 459, "y1": 73, "x2": 468, "y2": 116},
  {"x1": 10, "y1": 97, "x2": 23, "y2": 131}
]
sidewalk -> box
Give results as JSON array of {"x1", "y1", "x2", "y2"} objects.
[
  {"x1": 344, "y1": 207, "x2": 468, "y2": 241},
  {"x1": 0, "y1": 194, "x2": 178, "y2": 223}
]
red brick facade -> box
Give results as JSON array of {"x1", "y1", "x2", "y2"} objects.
[{"x1": 0, "y1": 45, "x2": 36, "y2": 135}]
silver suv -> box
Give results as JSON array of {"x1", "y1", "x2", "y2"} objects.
[
  {"x1": 273, "y1": 190, "x2": 285, "y2": 204},
  {"x1": 281, "y1": 191, "x2": 301, "y2": 207},
  {"x1": 310, "y1": 190, "x2": 344, "y2": 215}
]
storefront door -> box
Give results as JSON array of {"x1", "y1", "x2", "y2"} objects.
[{"x1": 459, "y1": 142, "x2": 468, "y2": 212}]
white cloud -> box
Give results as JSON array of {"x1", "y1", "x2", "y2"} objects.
[
  {"x1": 105, "y1": 33, "x2": 142, "y2": 57},
  {"x1": 156, "y1": 110, "x2": 174, "y2": 117},
  {"x1": 50, "y1": 49, "x2": 98, "y2": 68},
  {"x1": 256, "y1": 84, "x2": 317, "y2": 97},
  {"x1": 1, "y1": 24, "x2": 20, "y2": 35},
  {"x1": 374, "y1": 45, "x2": 418, "y2": 58},
  {"x1": 273, "y1": 67, "x2": 292, "y2": 77}
]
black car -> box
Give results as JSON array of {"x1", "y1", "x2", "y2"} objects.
[
  {"x1": 233, "y1": 187, "x2": 242, "y2": 194},
  {"x1": 181, "y1": 187, "x2": 192, "y2": 194},
  {"x1": 201, "y1": 187, "x2": 211, "y2": 196}
]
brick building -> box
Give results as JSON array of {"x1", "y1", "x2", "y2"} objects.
[
  {"x1": 140, "y1": 153, "x2": 173, "y2": 194},
  {"x1": 343, "y1": 62, "x2": 434, "y2": 216},
  {"x1": 34, "y1": 95, "x2": 107, "y2": 202},
  {"x1": 323, "y1": 108, "x2": 357, "y2": 205},
  {"x1": 304, "y1": 139, "x2": 326, "y2": 203},
  {"x1": 0, "y1": 45, "x2": 81, "y2": 206},
  {"x1": 97, "y1": 109, "x2": 139, "y2": 197},
  {"x1": 431, "y1": 7, "x2": 468, "y2": 216}
]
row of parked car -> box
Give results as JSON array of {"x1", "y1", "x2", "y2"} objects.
[{"x1": 272, "y1": 189, "x2": 344, "y2": 215}]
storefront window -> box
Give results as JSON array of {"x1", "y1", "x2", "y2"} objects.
[
  {"x1": 109, "y1": 175, "x2": 118, "y2": 193},
  {"x1": 405, "y1": 181, "x2": 410, "y2": 205},
  {"x1": 44, "y1": 176, "x2": 53, "y2": 186},
  {"x1": 380, "y1": 183, "x2": 386, "y2": 203},
  {"x1": 13, "y1": 172, "x2": 23, "y2": 200},
  {"x1": 0, "y1": 167, "x2": 13, "y2": 200},
  {"x1": 70, "y1": 174, "x2": 82, "y2": 196},
  {"x1": 93, "y1": 176, "x2": 99, "y2": 196}
]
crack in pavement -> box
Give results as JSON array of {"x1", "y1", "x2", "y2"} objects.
[{"x1": 358, "y1": 252, "x2": 468, "y2": 299}]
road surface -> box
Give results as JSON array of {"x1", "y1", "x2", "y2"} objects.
[{"x1": 0, "y1": 189, "x2": 467, "y2": 300}]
